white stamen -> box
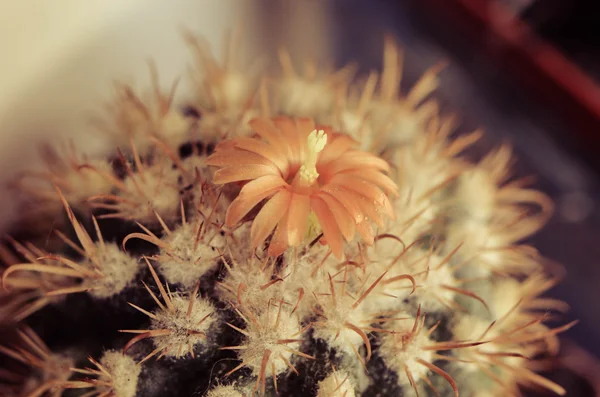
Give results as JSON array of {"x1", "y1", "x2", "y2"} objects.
[{"x1": 298, "y1": 129, "x2": 327, "y2": 185}]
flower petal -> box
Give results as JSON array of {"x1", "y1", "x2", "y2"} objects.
[
  {"x1": 272, "y1": 116, "x2": 302, "y2": 164},
  {"x1": 232, "y1": 138, "x2": 289, "y2": 173},
  {"x1": 328, "y1": 151, "x2": 391, "y2": 174},
  {"x1": 356, "y1": 220, "x2": 375, "y2": 245},
  {"x1": 225, "y1": 184, "x2": 284, "y2": 226},
  {"x1": 268, "y1": 212, "x2": 290, "y2": 257},
  {"x1": 238, "y1": 175, "x2": 288, "y2": 199},
  {"x1": 329, "y1": 174, "x2": 386, "y2": 204},
  {"x1": 206, "y1": 150, "x2": 278, "y2": 168},
  {"x1": 213, "y1": 164, "x2": 278, "y2": 184},
  {"x1": 340, "y1": 168, "x2": 398, "y2": 196},
  {"x1": 214, "y1": 140, "x2": 237, "y2": 151},
  {"x1": 320, "y1": 185, "x2": 364, "y2": 224},
  {"x1": 311, "y1": 196, "x2": 345, "y2": 259},
  {"x1": 295, "y1": 118, "x2": 315, "y2": 135},
  {"x1": 354, "y1": 193, "x2": 384, "y2": 227},
  {"x1": 318, "y1": 193, "x2": 356, "y2": 242},
  {"x1": 286, "y1": 193, "x2": 311, "y2": 246},
  {"x1": 328, "y1": 174, "x2": 395, "y2": 219},
  {"x1": 249, "y1": 117, "x2": 287, "y2": 150},
  {"x1": 318, "y1": 134, "x2": 358, "y2": 165},
  {"x1": 251, "y1": 190, "x2": 292, "y2": 248},
  {"x1": 328, "y1": 186, "x2": 384, "y2": 227}
]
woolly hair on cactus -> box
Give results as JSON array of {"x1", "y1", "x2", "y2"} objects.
[
  {"x1": 0, "y1": 25, "x2": 576, "y2": 397},
  {"x1": 58, "y1": 350, "x2": 141, "y2": 397}
]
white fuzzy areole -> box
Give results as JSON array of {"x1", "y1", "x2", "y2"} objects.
[
  {"x1": 191, "y1": 56, "x2": 258, "y2": 139},
  {"x1": 452, "y1": 315, "x2": 497, "y2": 373},
  {"x1": 195, "y1": 105, "x2": 259, "y2": 140},
  {"x1": 99, "y1": 350, "x2": 141, "y2": 397},
  {"x1": 158, "y1": 221, "x2": 225, "y2": 288},
  {"x1": 455, "y1": 169, "x2": 497, "y2": 221},
  {"x1": 453, "y1": 279, "x2": 538, "y2": 379},
  {"x1": 225, "y1": 222, "x2": 255, "y2": 264},
  {"x1": 348, "y1": 265, "x2": 409, "y2": 314},
  {"x1": 86, "y1": 243, "x2": 139, "y2": 299},
  {"x1": 446, "y1": 219, "x2": 490, "y2": 252},
  {"x1": 282, "y1": 243, "x2": 335, "y2": 320},
  {"x1": 150, "y1": 294, "x2": 216, "y2": 358},
  {"x1": 219, "y1": 260, "x2": 280, "y2": 314},
  {"x1": 453, "y1": 313, "x2": 524, "y2": 380},
  {"x1": 411, "y1": 254, "x2": 457, "y2": 312},
  {"x1": 379, "y1": 317, "x2": 434, "y2": 387},
  {"x1": 64, "y1": 159, "x2": 114, "y2": 204},
  {"x1": 358, "y1": 235, "x2": 420, "y2": 313},
  {"x1": 312, "y1": 292, "x2": 370, "y2": 355},
  {"x1": 317, "y1": 371, "x2": 356, "y2": 397},
  {"x1": 446, "y1": 219, "x2": 540, "y2": 278},
  {"x1": 393, "y1": 135, "x2": 451, "y2": 203},
  {"x1": 390, "y1": 190, "x2": 438, "y2": 243},
  {"x1": 489, "y1": 278, "x2": 522, "y2": 320},
  {"x1": 206, "y1": 384, "x2": 244, "y2": 397},
  {"x1": 338, "y1": 110, "x2": 372, "y2": 151},
  {"x1": 363, "y1": 246, "x2": 460, "y2": 313},
  {"x1": 444, "y1": 169, "x2": 499, "y2": 269},
  {"x1": 277, "y1": 78, "x2": 335, "y2": 118},
  {"x1": 370, "y1": 102, "x2": 423, "y2": 148},
  {"x1": 239, "y1": 305, "x2": 302, "y2": 378},
  {"x1": 157, "y1": 110, "x2": 193, "y2": 149},
  {"x1": 203, "y1": 72, "x2": 254, "y2": 112},
  {"x1": 181, "y1": 155, "x2": 210, "y2": 180},
  {"x1": 454, "y1": 315, "x2": 487, "y2": 342},
  {"x1": 112, "y1": 99, "x2": 190, "y2": 156},
  {"x1": 120, "y1": 162, "x2": 181, "y2": 224}
]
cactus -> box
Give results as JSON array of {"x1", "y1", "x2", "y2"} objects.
[{"x1": 0, "y1": 27, "x2": 575, "y2": 397}]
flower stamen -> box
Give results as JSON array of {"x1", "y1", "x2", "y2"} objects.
[{"x1": 296, "y1": 129, "x2": 327, "y2": 186}]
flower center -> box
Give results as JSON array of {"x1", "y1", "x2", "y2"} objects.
[{"x1": 294, "y1": 129, "x2": 327, "y2": 187}]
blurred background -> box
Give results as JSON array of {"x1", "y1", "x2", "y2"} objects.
[{"x1": 2, "y1": 0, "x2": 600, "y2": 395}]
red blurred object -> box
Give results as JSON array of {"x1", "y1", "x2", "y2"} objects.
[{"x1": 422, "y1": 0, "x2": 600, "y2": 148}]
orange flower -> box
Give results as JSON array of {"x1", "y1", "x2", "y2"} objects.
[{"x1": 206, "y1": 116, "x2": 398, "y2": 258}]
